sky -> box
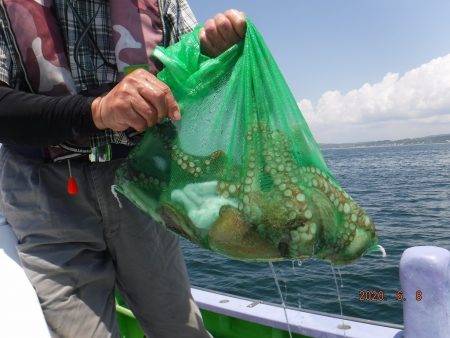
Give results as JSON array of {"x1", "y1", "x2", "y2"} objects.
[{"x1": 188, "y1": 0, "x2": 450, "y2": 143}]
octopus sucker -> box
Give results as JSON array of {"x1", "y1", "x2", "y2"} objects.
[{"x1": 171, "y1": 147, "x2": 226, "y2": 177}]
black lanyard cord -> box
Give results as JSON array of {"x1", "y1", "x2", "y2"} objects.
[{"x1": 66, "y1": 0, "x2": 117, "y2": 72}]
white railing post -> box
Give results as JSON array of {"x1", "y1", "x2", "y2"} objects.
[{"x1": 400, "y1": 246, "x2": 450, "y2": 338}]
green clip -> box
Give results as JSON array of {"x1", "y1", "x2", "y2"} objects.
[{"x1": 124, "y1": 64, "x2": 150, "y2": 75}]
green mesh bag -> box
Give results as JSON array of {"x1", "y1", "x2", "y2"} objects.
[{"x1": 114, "y1": 19, "x2": 380, "y2": 265}]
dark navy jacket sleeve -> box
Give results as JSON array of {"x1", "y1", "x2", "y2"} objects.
[{"x1": 0, "y1": 87, "x2": 100, "y2": 146}]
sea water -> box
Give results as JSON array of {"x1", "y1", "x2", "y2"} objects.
[{"x1": 182, "y1": 143, "x2": 450, "y2": 324}]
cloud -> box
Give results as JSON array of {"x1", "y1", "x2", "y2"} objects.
[{"x1": 299, "y1": 54, "x2": 450, "y2": 143}]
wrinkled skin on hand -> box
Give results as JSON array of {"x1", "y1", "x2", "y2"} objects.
[{"x1": 91, "y1": 68, "x2": 180, "y2": 132}]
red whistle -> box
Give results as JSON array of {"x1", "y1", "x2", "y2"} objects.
[{"x1": 67, "y1": 176, "x2": 78, "y2": 195}]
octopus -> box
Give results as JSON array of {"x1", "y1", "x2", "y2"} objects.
[
  {"x1": 115, "y1": 121, "x2": 380, "y2": 265},
  {"x1": 210, "y1": 124, "x2": 379, "y2": 265}
]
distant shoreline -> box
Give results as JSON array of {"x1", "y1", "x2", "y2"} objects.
[{"x1": 320, "y1": 133, "x2": 450, "y2": 149}]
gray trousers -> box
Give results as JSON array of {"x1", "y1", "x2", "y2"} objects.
[{"x1": 0, "y1": 147, "x2": 211, "y2": 338}]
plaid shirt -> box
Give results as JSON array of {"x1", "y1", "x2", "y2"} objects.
[{"x1": 0, "y1": 0, "x2": 197, "y2": 149}]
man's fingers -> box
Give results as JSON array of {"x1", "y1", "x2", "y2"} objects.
[
  {"x1": 159, "y1": 86, "x2": 180, "y2": 121},
  {"x1": 224, "y1": 10, "x2": 246, "y2": 38},
  {"x1": 167, "y1": 99, "x2": 181, "y2": 120},
  {"x1": 204, "y1": 19, "x2": 228, "y2": 53},
  {"x1": 130, "y1": 94, "x2": 158, "y2": 127},
  {"x1": 213, "y1": 13, "x2": 239, "y2": 46},
  {"x1": 138, "y1": 81, "x2": 179, "y2": 121},
  {"x1": 133, "y1": 70, "x2": 180, "y2": 121},
  {"x1": 138, "y1": 83, "x2": 168, "y2": 120},
  {"x1": 126, "y1": 104, "x2": 151, "y2": 132},
  {"x1": 200, "y1": 9, "x2": 246, "y2": 57},
  {"x1": 199, "y1": 28, "x2": 219, "y2": 57}
]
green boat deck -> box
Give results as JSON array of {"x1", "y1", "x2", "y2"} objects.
[{"x1": 116, "y1": 300, "x2": 308, "y2": 338}]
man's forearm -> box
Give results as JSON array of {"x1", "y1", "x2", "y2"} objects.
[{"x1": 0, "y1": 87, "x2": 100, "y2": 146}]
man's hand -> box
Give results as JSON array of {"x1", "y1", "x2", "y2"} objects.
[
  {"x1": 199, "y1": 9, "x2": 246, "y2": 57},
  {"x1": 91, "y1": 69, "x2": 180, "y2": 132}
]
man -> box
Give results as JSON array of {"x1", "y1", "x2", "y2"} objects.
[{"x1": 0, "y1": 1, "x2": 245, "y2": 337}]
